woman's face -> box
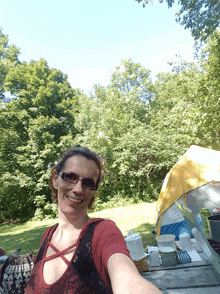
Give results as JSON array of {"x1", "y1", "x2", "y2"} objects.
[{"x1": 52, "y1": 156, "x2": 99, "y2": 218}]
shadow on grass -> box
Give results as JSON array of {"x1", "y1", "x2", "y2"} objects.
[
  {"x1": 130, "y1": 222, "x2": 157, "y2": 248},
  {"x1": 0, "y1": 224, "x2": 53, "y2": 255}
]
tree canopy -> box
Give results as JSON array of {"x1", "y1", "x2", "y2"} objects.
[
  {"x1": 1, "y1": 28, "x2": 220, "y2": 221},
  {"x1": 0, "y1": 32, "x2": 81, "y2": 221},
  {"x1": 0, "y1": 28, "x2": 20, "y2": 102},
  {"x1": 135, "y1": 0, "x2": 220, "y2": 41}
]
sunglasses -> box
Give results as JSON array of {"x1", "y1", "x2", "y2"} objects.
[{"x1": 58, "y1": 172, "x2": 98, "y2": 191}]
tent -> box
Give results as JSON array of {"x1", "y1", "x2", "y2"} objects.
[{"x1": 156, "y1": 145, "x2": 220, "y2": 240}]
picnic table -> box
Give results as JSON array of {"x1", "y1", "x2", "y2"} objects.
[{"x1": 141, "y1": 253, "x2": 220, "y2": 293}]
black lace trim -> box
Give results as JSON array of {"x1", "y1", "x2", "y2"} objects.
[{"x1": 74, "y1": 220, "x2": 112, "y2": 294}]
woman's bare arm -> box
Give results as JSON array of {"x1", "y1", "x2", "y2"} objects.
[{"x1": 107, "y1": 253, "x2": 162, "y2": 294}]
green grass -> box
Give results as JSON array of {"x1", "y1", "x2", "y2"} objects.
[
  {"x1": 0, "y1": 202, "x2": 157, "y2": 255},
  {"x1": 89, "y1": 202, "x2": 158, "y2": 248},
  {"x1": 0, "y1": 219, "x2": 58, "y2": 255}
]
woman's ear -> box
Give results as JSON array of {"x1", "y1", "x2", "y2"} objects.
[{"x1": 52, "y1": 170, "x2": 59, "y2": 189}]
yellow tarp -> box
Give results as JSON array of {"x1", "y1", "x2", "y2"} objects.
[{"x1": 157, "y1": 145, "x2": 220, "y2": 220}]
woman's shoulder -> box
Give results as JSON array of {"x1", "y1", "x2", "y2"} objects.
[
  {"x1": 88, "y1": 218, "x2": 117, "y2": 230},
  {"x1": 89, "y1": 218, "x2": 123, "y2": 240},
  {"x1": 91, "y1": 218, "x2": 130, "y2": 266},
  {"x1": 89, "y1": 217, "x2": 115, "y2": 224}
]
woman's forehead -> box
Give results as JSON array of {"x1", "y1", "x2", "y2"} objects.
[{"x1": 64, "y1": 156, "x2": 99, "y2": 177}]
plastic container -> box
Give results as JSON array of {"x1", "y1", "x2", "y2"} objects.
[
  {"x1": 125, "y1": 233, "x2": 147, "y2": 261},
  {"x1": 156, "y1": 234, "x2": 177, "y2": 252},
  {"x1": 212, "y1": 208, "x2": 220, "y2": 215},
  {"x1": 208, "y1": 215, "x2": 220, "y2": 242},
  {"x1": 159, "y1": 251, "x2": 178, "y2": 267},
  {"x1": 179, "y1": 232, "x2": 193, "y2": 251},
  {"x1": 149, "y1": 251, "x2": 161, "y2": 267},
  {"x1": 156, "y1": 234, "x2": 178, "y2": 266}
]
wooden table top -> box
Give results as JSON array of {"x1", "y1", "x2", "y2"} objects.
[{"x1": 141, "y1": 259, "x2": 220, "y2": 293}]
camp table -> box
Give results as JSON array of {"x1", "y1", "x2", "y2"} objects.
[
  {"x1": 141, "y1": 257, "x2": 220, "y2": 293},
  {"x1": 141, "y1": 202, "x2": 220, "y2": 293}
]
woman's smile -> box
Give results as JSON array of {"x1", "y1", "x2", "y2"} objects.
[{"x1": 66, "y1": 195, "x2": 83, "y2": 204}]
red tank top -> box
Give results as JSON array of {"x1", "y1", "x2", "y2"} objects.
[{"x1": 25, "y1": 220, "x2": 113, "y2": 294}]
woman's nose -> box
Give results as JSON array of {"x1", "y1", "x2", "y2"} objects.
[{"x1": 71, "y1": 180, "x2": 84, "y2": 193}]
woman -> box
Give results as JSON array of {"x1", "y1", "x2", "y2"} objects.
[{"x1": 25, "y1": 145, "x2": 161, "y2": 294}]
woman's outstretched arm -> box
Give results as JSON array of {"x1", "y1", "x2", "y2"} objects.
[{"x1": 107, "y1": 253, "x2": 162, "y2": 294}]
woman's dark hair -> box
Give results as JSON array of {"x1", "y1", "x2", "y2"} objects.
[{"x1": 49, "y1": 145, "x2": 102, "y2": 209}]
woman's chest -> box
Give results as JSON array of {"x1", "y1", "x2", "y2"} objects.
[
  {"x1": 25, "y1": 256, "x2": 84, "y2": 294},
  {"x1": 43, "y1": 243, "x2": 76, "y2": 285}
]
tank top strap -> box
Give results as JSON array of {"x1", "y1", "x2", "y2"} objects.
[{"x1": 44, "y1": 241, "x2": 77, "y2": 265}]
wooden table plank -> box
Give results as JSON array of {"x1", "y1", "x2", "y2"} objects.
[
  {"x1": 147, "y1": 260, "x2": 210, "y2": 271},
  {"x1": 141, "y1": 265, "x2": 220, "y2": 290},
  {"x1": 161, "y1": 286, "x2": 220, "y2": 294}
]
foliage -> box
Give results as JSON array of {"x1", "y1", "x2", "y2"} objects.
[
  {"x1": 150, "y1": 61, "x2": 202, "y2": 146},
  {"x1": 195, "y1": 30, "x2": 220, "y2": 149},
  {"x1": 0, "y1": 28, "x2": 20, "y2": 102},
  {"x1": 73, "y1": 59, "x2": 155, "y2": 203},
  {"x1": 176, "y1": 0, "x2": 220, "y2": 41},
  {"x1": 0, "y1": 57, "x2": 80, "y2": 222},
  {"x1": 110, "y1": 58, "x2": 153, "y2": 103},
  {"x1": 135, "y1": 0, "x2": 220, "y2": 41},
  {"x1": 33, "y1": 202, "x2": 58, "y2": 221},
  {"x1": 73, "y1": 49, "x2": 220, "y2": 205},
  {"x1": 90, "y1": 193, "x2": 143, "y2": 212},
  {"x1": 112, "y1": 126, "x2": 183, "y2": 201},
  {"x1": 150, "y1": 32, "x2": 220, "y2": 150}
]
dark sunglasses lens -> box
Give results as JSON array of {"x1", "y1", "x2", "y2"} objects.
[
  {"x1": 63, "y1": 173, "x2": 78, "y2": 182},
  {"x1": 83, "y1": 180, "x2": 96, "y2": 190},
  {"x1": 61, "y1": 173, "x2": 97, "y2": 190}
]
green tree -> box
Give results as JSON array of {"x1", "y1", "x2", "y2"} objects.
[
  {"x1": 76, "y1": 42, "x2": 220, "y2": 207},
  {"x1": 195, "y1": 30, "x2": 220, "y2": 149},
  {"x1": 0, "y1": 27, "x2": 20, "y2": 101},
  {"x1": 135, "y1": 0, "x2": 220, "y2": 41},
  {"x1": 110, "y1": 58, "x2": 153, "y2": 103},
  {"x1": 74, "y1": 59, "x2": 156, "y2": 203},
  {"x1": 176, "y1": 0, "x2": 220, "y2": 41},
  {"x1": 0, "y1": 59, "x2": 80, "y2": 222},
  {"x1": 150, "y1": 59, "x2": 203, "y2": 149},
  {"x1": 112, "y1": 125, "x2": 184, "y2": 201}
]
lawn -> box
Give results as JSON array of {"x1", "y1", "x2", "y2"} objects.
[{"x1": 0, "y1": 202, "x2": 158, "y2": 255}]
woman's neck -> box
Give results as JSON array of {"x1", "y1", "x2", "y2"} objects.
[
  {"x1": 53, "y1": 211, "x2": 91, "y2": 244},
  {"x1": 58, "y1": 210, "x2": 90, "y2": 230}
]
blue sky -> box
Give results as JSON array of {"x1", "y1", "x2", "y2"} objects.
[{"x1": 0, "y1": 0, "x2": 195, "y2": 93}]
